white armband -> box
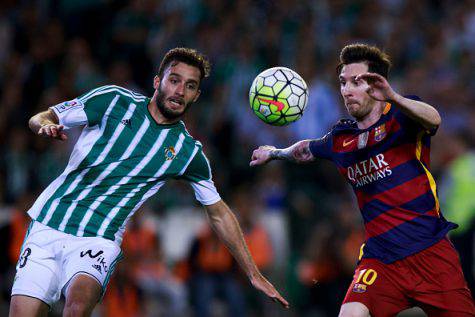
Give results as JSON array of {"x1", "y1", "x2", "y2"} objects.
[{"x1": 50, "y1": 99, "x2": 87, "y2": 129}]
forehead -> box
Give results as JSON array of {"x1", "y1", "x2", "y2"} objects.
[
  {"x1": 164, "y1": 61, "x2": 201, "y2": 82},
  {"x1": 340, "y1": 62, "x2": 369, "y2": 78}
]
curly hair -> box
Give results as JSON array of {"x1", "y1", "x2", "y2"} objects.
[
  {"x1": 157, "y1": 47, "x2": 211, "y2": 81},
  {"x1": 337, "y1": 44, "x2": 392, "y2": 78}
]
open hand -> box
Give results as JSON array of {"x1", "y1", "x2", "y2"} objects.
[
  {"x1": 251, "y1": 274, "x2": 289, "y2": 308},
  {"x1": 38, "y1": 124, "x2": 68, "y2": 141},
  {"x1": 356, "y1": 72, "x2": 396, "y2": 102}
]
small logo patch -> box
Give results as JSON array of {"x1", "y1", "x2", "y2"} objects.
[
  {"x1": 55, "y1": 100, "x2": 81, "y2": 113},
  {"x1": 165, "y1": 146, "x2": 176, "y2": 160},
  {"x1": 352, "y1": 283, "x2": 367, "y2": 293},
  {"x1": 343, "y1": 138, "x2": 355, "y2": 147},
  {"x1": 257, "y1": 97, "x2": 285, "y2": 112},
  {"x1": 92, "y1": 264, "x2": 102, "y2": 274},
  {"x1": 121, "y1": 119, "x2": 131, "y2": 126},
  {"x1": 374, "y1": 124, "x2": 386, "y2": 142}
]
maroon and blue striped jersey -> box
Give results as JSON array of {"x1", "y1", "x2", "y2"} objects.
[{"x1": 309, "y1": 100, "x2": 457, "y2": 263}]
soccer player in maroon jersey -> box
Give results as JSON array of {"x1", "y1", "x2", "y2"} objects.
[{"x1": 250, "y1": 44, "x2": 475, "y2": 316}]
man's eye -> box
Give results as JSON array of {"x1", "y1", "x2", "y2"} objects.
[
  {"x1": 187, "y1": 84, "x2": 196, "y2": 90},
  {"x1": 171, "y1": 79, "x2": 178, "y2": 84}
]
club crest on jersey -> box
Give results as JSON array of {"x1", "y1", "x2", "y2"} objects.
[
  {"x1": 352, "y1": 283, "x2": 367, "y2": 293},
  {"x1": 374, "y1": 124, "x2": 386, "y2": 142},
  {"x1": 165, "y1": 146, "x2": 176, "y2": 160}
]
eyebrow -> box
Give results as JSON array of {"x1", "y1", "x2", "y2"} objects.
[
  {"x1": 339, "y1": 75, "x2": 358, "y2": 81},
  {"x1": 169, "y1": 72, "x2": 199, "y2": 85}
]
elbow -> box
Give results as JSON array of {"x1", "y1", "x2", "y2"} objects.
[
  {"x1": 429, "y1": 112, "x2": 442, "y2": 130},
  {"x1": 434, "y1": 113, "x2": 442, "y2": 127},
  {"x1": 28, "y1": 115, "x2": 37, "y2": 132}
]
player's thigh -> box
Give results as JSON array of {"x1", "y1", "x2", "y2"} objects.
[
  {"x1": 420, "y1": 303, "x2": 475, "y2": 317},
  {"x1": 11, "y1": 223, "x2": 62, "y2": 306},
  {"x1": 343, "y1": 259, "x2": 411, "y2": 317},
  {"x1": 339, "y1": 302, "x2": 370, "y2": 317},
  {"x1": 417, "y1": 289, "x2": 475, "y2": 317},
  {"x1": 9, "y1": 295, "x2": 49, "y2": 317},
  {"x1": 414, "y1": 239, "x2": 475, "y2": 315},
  {"x1": 63, "y1": 274, "x2": 102, "y2": 316},
  {"x1": 61, "y1": 236, "x2": 123, "y2": 300}
]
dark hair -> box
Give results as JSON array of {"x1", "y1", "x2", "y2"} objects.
[
  {"x1": 157, "y1": 47, "x2": 211, "y2": 81},
  {"x1": 337, "y1": 44, "x2": 391, "y2": 78}
]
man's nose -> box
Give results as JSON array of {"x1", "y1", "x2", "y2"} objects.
[
  {"x1": 342, "y1": 85, "x2": 353, "y2": 97},
  {"x1": 175, "y1": 83, "x2": 185, "y2": 96}
]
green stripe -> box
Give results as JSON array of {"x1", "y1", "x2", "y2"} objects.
[
  {"x1": 80, "y1": 85, "x2": 146, "y2": 103},
  {"x1": 61, "y1": 104, "x2": 143, "y2": 235},
  {"x1": 84, "y1": 131, "x2": 179, "y2": 237},
  {"x1": 101, "y1": 182, "x2": 157, "y2": 240},
  {"x1": 38, "y1": 94, "x2": 124, "y2": 224},
  {"x1": 104, "y1": 136, "x2": 196, "y2": 240},
  {"x1": 78, "y1": 86, "x2": 111, "y2": 102}
]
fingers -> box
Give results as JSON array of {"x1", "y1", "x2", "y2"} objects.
[
  {"x1": 39, "y1": 124, "x2": 67, "y2": 141},
  {"x1": 252, "y1": 276, "x2": 290, "y2": 309},
  {"x1": 59, "y1": 132, "x2": 68, "y2": 141},
  {"x1": 249, "y1": 156, "x2": 264, "y2": 167},
  {"x1": 271, "y1": 292, "x2": 290, "y2": 309},
  {"x1": 356, "y1": 72, "x2": 383, "y2": 81}
]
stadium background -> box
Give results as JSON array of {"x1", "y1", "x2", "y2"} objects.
[{"x1": 0, "y1": 0, "x2": 474, "y2": 316}]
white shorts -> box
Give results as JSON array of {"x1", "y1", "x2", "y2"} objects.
[{"x1": 11, "y1": 221, "x2": 123, "y2": 306}]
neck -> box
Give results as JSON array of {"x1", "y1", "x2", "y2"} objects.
[
  {"x1": 148, "y1": 93, "x2": 180, "y2": 125},
  {"x1": 356, "y1": 101, "x2": 386, "y2": 129}
]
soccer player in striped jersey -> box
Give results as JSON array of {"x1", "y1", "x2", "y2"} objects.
[
  {"x1": 250, "y1": 44, "x2": 475, "y2": 316},
  {"x1": 10, "y1": 48, "x2": 288, "y2": 317}
]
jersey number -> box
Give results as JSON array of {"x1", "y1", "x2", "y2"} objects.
[
  {"x1": 355, "y1": 268, "x2": 378, "y2": 285},
  {"x1": 19, "y1": 247, "x2": 32, "y2": 268}
]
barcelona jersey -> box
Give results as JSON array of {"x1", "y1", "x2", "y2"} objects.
[{"x1": 309, "y1": 99, "x2": 457, "y2": 263}]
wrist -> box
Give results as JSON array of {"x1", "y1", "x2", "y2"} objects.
[
  {"x1": 387, "y1": 91, "x2": 401, "y2": 104},
  {"x1": 248, "y1": 270, "x2": 262, "y2": 281},
  {"x1": 269, "y1": 148, "x2": 291, "y2": 160}
]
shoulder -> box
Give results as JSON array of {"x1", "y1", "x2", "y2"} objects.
[
  {"x1": 178, "y1": 121, "x2": 205, "y2": 149},
  {"x1": 78, "y1": 85, "x2": 147, "y2": 104}
]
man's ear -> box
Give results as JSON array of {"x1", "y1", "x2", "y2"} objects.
[
  {"x1": 153, "y1": 75, "x2": 161, "y2": 90},
  {"x1": 193, "y1": 90, "x2": 201, "y2": 103}
]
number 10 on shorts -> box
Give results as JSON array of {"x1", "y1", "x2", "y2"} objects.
[{"x1": 352, "y1": 269, "x2": 378, "y2": 293}]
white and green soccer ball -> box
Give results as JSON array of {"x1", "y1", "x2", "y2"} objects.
[{"x1": 249, "y1": 67, "x2": 308, "y2": 126}]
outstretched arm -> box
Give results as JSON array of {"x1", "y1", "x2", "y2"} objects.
[
  {"x1": 356, "y1": 72, "x2": 441, "y2": 130},
  {"x1": 249, "y1": 140, "x2": 315, "y2": 166},
  {"x1": 29, "y1": 109, "x2": 68, "y2": 141},
  {"x1": 204, "y1": 200, "x2": 289, "y2": 308}
]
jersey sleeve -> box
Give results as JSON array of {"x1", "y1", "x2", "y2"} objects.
[
  {"x1": 49, "y1": 86, "x2": 118, "y2": 128},
  {"x1": 179, "y1": 147, "x2": 221, "y2": 206},
  {"x1": 309, "y1": 132, "x2": 333, "y2": 160},
  {"x1": 49, "y1": 98, "x2": 88, "y2": 129},
  {"x1": 394, "y1": 95, "x2": 438, "y2": 136}
]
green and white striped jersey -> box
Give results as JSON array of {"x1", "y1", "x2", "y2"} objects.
[{"x1": 28, "y1": 85, "x2": 221, "y2": 244}]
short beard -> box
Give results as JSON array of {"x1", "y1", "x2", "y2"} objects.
[
  {"x1": 349, "y1": 101, "x2": 373, "y2": 120},
  {"x1": 156, "y1": 86, "x2": 192, "y2": 120}
]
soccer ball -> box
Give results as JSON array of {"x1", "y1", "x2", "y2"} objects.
[{"x1": 249, "y1": 67, "x2": 308, "y2": 126}]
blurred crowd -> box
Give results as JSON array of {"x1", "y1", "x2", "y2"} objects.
[{"x1": 0, "y1": 0, "x2": 474, "y2": 316}]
